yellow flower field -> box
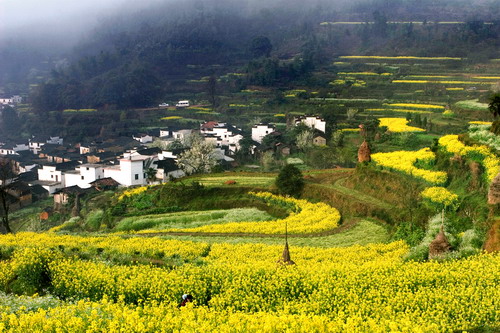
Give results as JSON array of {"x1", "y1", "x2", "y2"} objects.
[
  {"x1": 340, "y1": 56, "x2": 462, "y2": 60},
  {"x1": 438, "y1": 135, "x2": 500, "y2": 182},
  {"x1": 378, "y1": 118, "x2": 425, "y2": 132},
  {"x1": 385, "y1": 103, "x2": 445, "y2": 110},
  {"x1": 161, "y1": 116, "x2": 183, "y2": 120},
  {"x1": 421, "y1": 187, "x2": 459, "y2": 207},
  {"x1": 146, "y1": 192, "x2": 341, "y2": 234},
  {"x1": 371, "y1": 148, "x2": 447, "y2": 184},
  {"x1": 469, "y1": 121, "x2": 492, "y2": 125},
  {"x1": 0, "y1": 235, "x2": 499, "y2": 332},
  {"x1": 393, "y1": 80, "x2": 491, "y2": 85}
]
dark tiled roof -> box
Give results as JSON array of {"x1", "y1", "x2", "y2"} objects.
[
  {"x1": 30, "y1": 184, "x2": 49, "y2": 195},
  {"x1": 52, "y1": 161, "x2": 80, "y2": 171},
  {"x1": 8, "y1": 181, "x2": 32, "y2": 195},
  {"x1": 136, "y1": 147, "x2": 162, "y2": 156},
  {"x1": 155, "y1": 159, "x2": 180, "y2": 173},
  {"x1": 89, "y1": 177, "x2": 120, "y2": 187},
  {"x1": 53, "y1": 185, "x2": 85, "y2": 195},
  {"x1": 17, "y1": 171, "x2": 38, "y2": 182}
]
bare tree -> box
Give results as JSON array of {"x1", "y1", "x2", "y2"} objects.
[{"x1": 0, "y1": 158, "x2": 17, "y2": 233}]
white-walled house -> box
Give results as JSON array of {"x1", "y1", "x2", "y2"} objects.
[
  {"x1": 295, "y1": 115, "x2": 326, "y2": 133},
  {"x1": 133, "y1": 133, "x2": 153, "y2": 144},
  {"x1": 104, "y1": 155, "x2": 157, "y2": 186},
  {"x1": 200, "y1": 122, "x2": 244, "y2": 154},
  {"x1": 0, "y1": 96, "x2": 21, "y2": 105},
  {"x1": 64, "y1": 164, "x2": 105, "y2": 189},
  {"x1": 251, "y1": 124, "x2": 275, "y2": 143},
  {"x1": 172, "y1": 129, "x2": 194, "y2": 141},
  {"x1": 155, "y1": 159, "x2": 185, "y2": 182},
  {"x1": 29, "y1": 138, "x2": 45, "y2": 154},
  {"x1": 47, "y1": 136, "x2": 64, "y2": 145},
  {"x1": 37, "y1": 165, "x2": 65, "y2": 194},
  {"x1": 0, "y1": 142, "x2": 30, "y2": 156}
]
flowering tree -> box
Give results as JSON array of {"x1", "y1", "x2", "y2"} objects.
[{"x1": 176, "y1": 135, "x2": 217, "y2": 175}]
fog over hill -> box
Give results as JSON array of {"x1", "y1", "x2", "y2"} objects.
[{"x1": 0, "y1": 0, "x2": 498, "y2": 98}]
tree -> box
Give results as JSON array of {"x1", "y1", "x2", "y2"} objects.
[
  {"x1": 488, "y1": 93, "x2": 500, "y2": 118},
  {"x1": 489, "y1": 93, "x2": 500, "y2": 135},
  {"x1": 176, "y1": 135, "x2": 217, "y2": 175},
  {"x1": 275, "y1": 164, "x2": 304, "y2": 198},
  {"x1": 206, "y1": 75, "x2": 218, "y2": 111},
  {"x1": 145, "y1": 168, "x2": 157, "y2": 184},
  {"x1": 296, "y1": 129, "x2": 314, "y2": 151},
  {"x1": 250, "y1": 36, "x2": 272, "y2": 58},
  {"x1": 0, "y1": 158, "x2": 16, "y2": 234}
]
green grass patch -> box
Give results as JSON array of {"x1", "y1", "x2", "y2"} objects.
[
  {"x1": 185, "y1": 174, "x2": 275, "y2": 187},
  {"x1": 157, "y1": 219, "x2": 389, "y2": 247},
  {"x1": 455, "y1": 100, "x2": 489, "y2": 111},
  {"x1": 115, "y1": 208, "x2": 273, "y2": 232}
]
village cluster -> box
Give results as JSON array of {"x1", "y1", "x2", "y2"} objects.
[{"x1": 0, "y1": 98, "x2": 326, "y2": 212}]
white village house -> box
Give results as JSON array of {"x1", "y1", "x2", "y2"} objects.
[
  {"x1": 251, "y1": 123, "x2": 276, "y2": 143},
  {"x1": 200, "y1": 122, "x2": 244, "y2": 154},
  {"x1": 295, "y1": 115, "x2": 326, "y2": 133}
]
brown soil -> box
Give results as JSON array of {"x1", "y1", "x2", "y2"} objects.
[{"x1": 484, "y1": 219, "x2": 500, "y2": 252}]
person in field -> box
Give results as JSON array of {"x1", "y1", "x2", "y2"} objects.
[{"x1": 178, "y1": 294, "x2": 193, "y2": 307}]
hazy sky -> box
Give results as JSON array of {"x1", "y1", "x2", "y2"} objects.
[{"x1": 0, "y1": 0, "x2": 166, "y2": 36}]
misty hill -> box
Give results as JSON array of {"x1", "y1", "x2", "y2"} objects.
[{"x1": 1, "y1": 0, "x2": 499, "y2": 110}]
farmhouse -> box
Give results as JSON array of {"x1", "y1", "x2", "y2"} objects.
[
  {"x1": 295, "y1": 115, "x2": 326, "y2": 133},
  {"x1": 252, "y1": 123, "x2": 276, "y2": 143},
  {"x1": 200, "y1": 121, "x2": 244, "y2": 154}
]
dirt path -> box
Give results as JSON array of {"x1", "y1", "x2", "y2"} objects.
[{"x1": 305, "y1": 174, "x2": 395, "y2": 210}]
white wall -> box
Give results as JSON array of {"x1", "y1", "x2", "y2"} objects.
[
  {"x1": 38, "y1": 165, "x2": 64, "y2": 187},
  {"x1": 13, "y1": 144, "x2": 29, "y2": 152},
  {"x1": 103, "y1": 158, "x2": 148, "y2": 186},
  {"x1": 65, "y1": 165, "x2": 105, "y2": 188},
  {"x1": 252, "y1": 125, "x2": 275, "y2": 143},
  {"x1": 297, "y1": 116, "x2": 326, "y2": 133}
]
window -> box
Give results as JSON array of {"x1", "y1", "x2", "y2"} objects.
[
  {"x1": 135, "y1": 174, "x2": 139, "y2": 180},
  {"x1": 51, "y1": 175, "x2": 53, "y2": 179},
  {"x1": 81, "y1": 176, "x2": 84, "y2": 180},
  {"x1": 86, "y1": 167, "x2": 89, "y2": 170}
]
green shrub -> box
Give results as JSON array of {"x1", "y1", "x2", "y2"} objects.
[
  {"x1": 391, "y1": 222, "x2": 425, "y2": 247},
  {"x1": 9, "y1": 248, "x2": 60, "y2": 295},
  {"x1": 85, "y1": 210, "x2": 104, "y2": 231},
  {"x1": 275, "y1": 165, "x2": 304, "y2": 198}
]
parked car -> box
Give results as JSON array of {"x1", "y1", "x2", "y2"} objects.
[
  {"x1": 159, "y1": 103, "x2": 169, "y2": 107},
  {"x1": 176, "y1": 100, "x2": 190, "y2": 108}
]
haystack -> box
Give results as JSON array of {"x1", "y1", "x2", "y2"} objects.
[
  {"x1": 358, "y1": 140, "x2": 371, "y2": 163},
  {"x1": 429, "y1": 226, "x2": 451, "y2": 258},
  {"x1": 277, "y1": 241, "x2": 295, "y2": 265}
]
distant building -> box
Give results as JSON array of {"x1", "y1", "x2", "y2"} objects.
[
  {"x1": 0, "y1": 142, "x2": 30, "y2": 156},
  {"x1": 313, "y1": 135, "x2": 327, "y2": 146},
  {"x1": 103, "y1": 155, "x2": 157, "y2": 187},
  {"x1": 200, "y1": 121, "x2": 244, "y2": 154},
  {"x1": 132, "y1": 133, "x2": 153, "y2": 144},
  {"x1": 155, "y1": 159, "x2": 185, "y2": 182},
  {"x1": 295, "y1": 115, "x2": 326, "y2": 133},
  {"x1": 252, "y1": 124, "x2": 276, "y2": 143}
]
